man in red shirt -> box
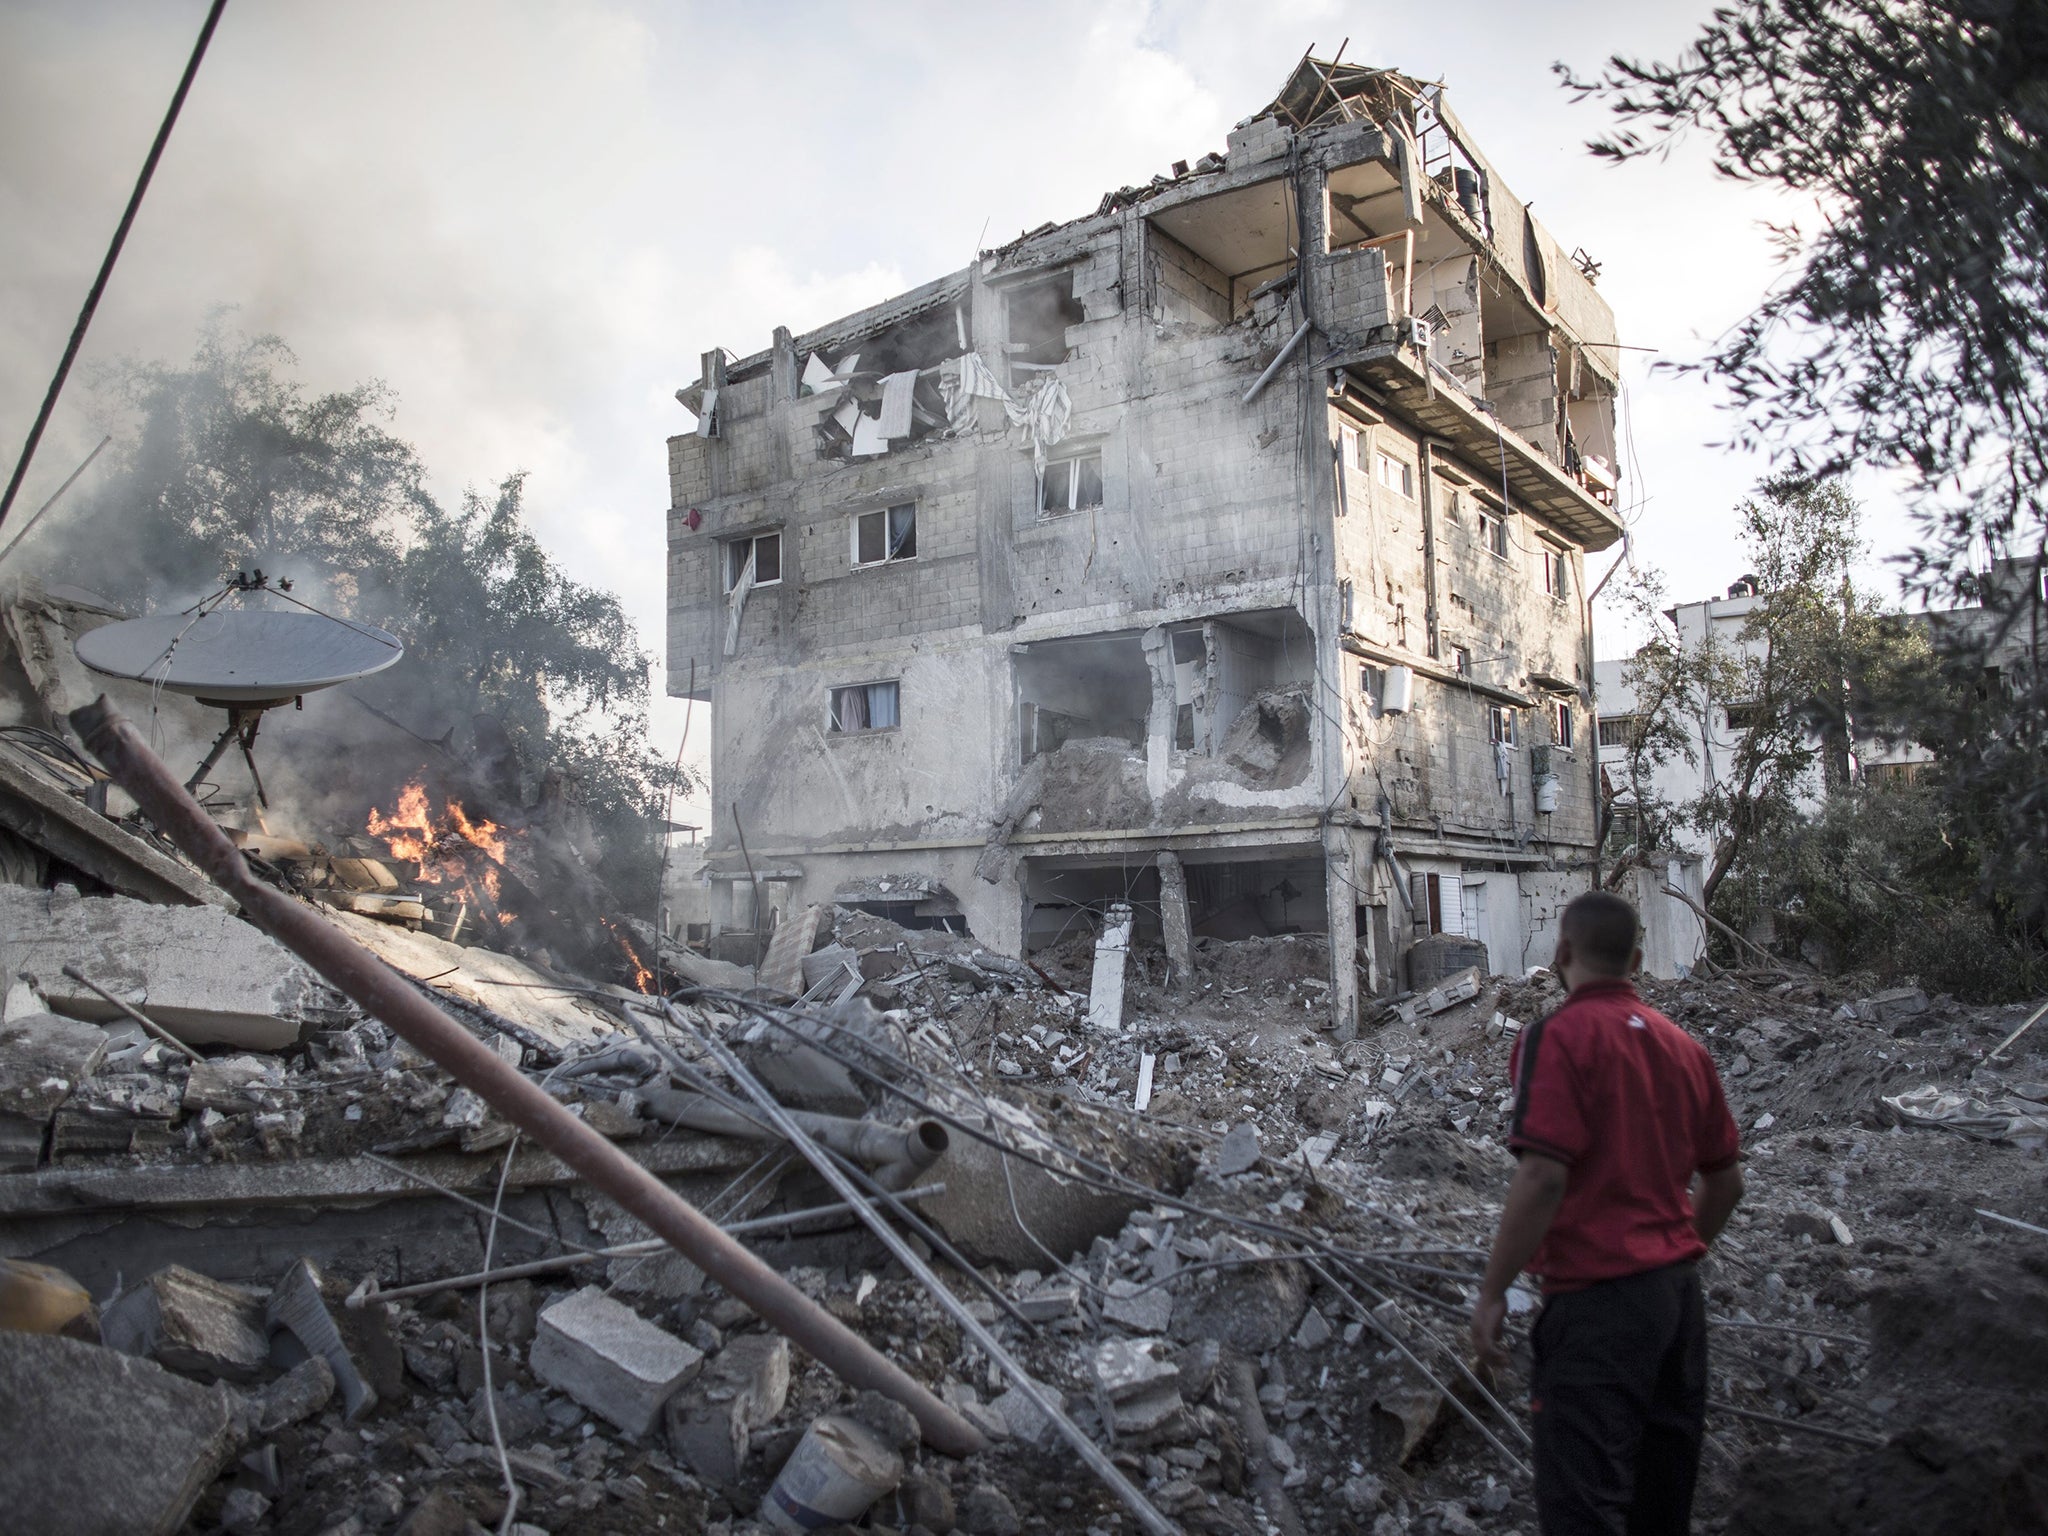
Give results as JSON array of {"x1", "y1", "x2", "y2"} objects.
[{"x1": 1470, "y1": 891, "x2": 1744, "y2": 1535}]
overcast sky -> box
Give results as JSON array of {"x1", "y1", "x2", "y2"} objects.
[{"x1": 0, "y1": 1, "x2": 1907, "y2": 817}]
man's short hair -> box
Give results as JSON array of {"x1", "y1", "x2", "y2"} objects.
[{"x1": 1561, "y1": 891, "x2": 1640, "y2": 975}]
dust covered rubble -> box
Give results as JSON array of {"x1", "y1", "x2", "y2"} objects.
[{"x1": 1, "y1": 897, "x2": 2045, "y2": 1534}]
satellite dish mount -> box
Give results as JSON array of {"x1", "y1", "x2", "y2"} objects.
[{"x1": 74, "y1": 571, "x2": 404, "y2": 812}]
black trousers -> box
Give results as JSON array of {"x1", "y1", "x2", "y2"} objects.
[{"x1": 1529, "y1": 1261, "x2": 1707, "y2": 1536}]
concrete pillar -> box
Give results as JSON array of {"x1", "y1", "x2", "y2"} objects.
[
  {"x1": 1156, "y1": 851, "x2": 1193, "y2": 996},
  {"x1": 1324, "y1": 828, "x2": 1359, "y2": 1040}
]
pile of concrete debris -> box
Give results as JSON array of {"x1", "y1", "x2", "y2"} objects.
[{"x1": 4, "y1": 878, "x2": 2047, "y2": 1536}]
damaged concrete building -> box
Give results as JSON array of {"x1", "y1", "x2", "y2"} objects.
[{"x1": 667, "y1": 59, "x2": 1625, "y2": 1034}]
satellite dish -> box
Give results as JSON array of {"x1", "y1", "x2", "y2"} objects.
[
  {"x1": 76, "y1": 608, "x2": 402, "y2": 704},
  {"x1": 76, "y1": 601, "x2": 404, "y2": 807}
]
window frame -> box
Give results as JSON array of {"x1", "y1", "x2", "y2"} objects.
[
  {"x1": 1539, "y1": 541, "x2": 1569, "y2": 600},
  {"x1": 1477, "y1": 508, "x2": 1510, "y2": 561},
  {"x1": 1596, "y1": 714, "x2": 1637, "y2": 749},
  {"x1": 1487, "y1": 704, "x2": 1518, "y2": 747},
  {"x1": 851, "y1": 502, "x2": 918, "y2": 569},
  {"x1": 723, "y1": 531, "x2": 782, "y2": 592},
  {"x1": 1553, "y1": 698, "x2": 1575, "y2": 751},
  {"x1": 827, "y1": 679, "x2": 902, "y2": 735},
  {"x1": 1375, "y1": 450, "x2": 1416, "y2": 499},
  {"x1": 1038, "y1": 450, "x2": 1104, "y2": 517}
]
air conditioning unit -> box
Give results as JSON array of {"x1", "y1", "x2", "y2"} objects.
[{"x1": 1407, "y1": 316, "x2": 1434, "y2": 350}]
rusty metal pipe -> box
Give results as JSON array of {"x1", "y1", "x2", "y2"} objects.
[
  {"x1": 68, "y1": 698, "x2": 985, "y2": 1460},
  {"x1": 638, "y1": 1087, "x2": 948, "y2": 1189}
]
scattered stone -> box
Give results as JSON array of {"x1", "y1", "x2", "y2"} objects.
[
  {"x1": 183, "y1": 1054, "x2": 288, "y2": 1114},
  {"x1": 847, "y1": 1387, "x2": 920, "y2": 1454},
  {"x1": 1172, "y1": 1256, "x2": 1307, "y2": 1352},
  {"x1": 1102, "y1": 1277, "x2": 1173, "y2": 1334},
  {"x1": 102, "y1": 1264, "x2": 270, "y2": 1383},
  {"x1": 1016, "y1": 1280, "x2": 1080, "y2": 1321},
  {"x1": 666, "y1": 1333, "x2": 790, "y2": 1484},
  {"x1": 1292, "y1": 1305, "x2": 1333, "y2": 1350},
  {"x1": 991, "y1": 1378, "x2": 1060, "y2": 1444},
  {"x1": 219, "y1": 1487, "x2": 272, "y2": 1535},
  {"x1": 530, "y1": 1284, "x2": 703, "y2": 1437},
  {"x1": 1092, "y1": 1337, "x2": 1183, "y2": 1434},
  {"x1": 253, "y1": 1354, "x2": 336, "y2": 1433},
  {"x1": 393, "y1": 1489, "x2": 474, "y2": 1536},
  {"x1": 960, "y1": 1481, "x2": 1024, "y2": 1536},
  {"x1": 1216, "y1": 1121, "x2": 1261, "y2": 1176},
  {"x1": 0, "y1": 1012, "x2": 108, "y2": 1167}
]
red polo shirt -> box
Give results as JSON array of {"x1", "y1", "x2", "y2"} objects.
[{"x1": 1508, "y1": 978, "x2": 1740, "y2": 1292}]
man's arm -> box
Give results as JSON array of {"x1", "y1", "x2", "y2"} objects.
[
  {"x1": 1692, "y1": 1162, "x2": 1745, "y2": 1244},
  {"x1": 1470, "y1": 1151, "x2": 1569, "y2": 1369}
]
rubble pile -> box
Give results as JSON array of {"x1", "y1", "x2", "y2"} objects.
[{"x1": 1, "y1": 883, "x2": 2045, "y2": 1535}]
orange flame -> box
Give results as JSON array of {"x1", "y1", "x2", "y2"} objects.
[
  {"x1": 602, "y1": 919, "x2": 654, "y2": 993},
  {"x1": 367, "y1": 779, "x2": 519, "y2": 919}
]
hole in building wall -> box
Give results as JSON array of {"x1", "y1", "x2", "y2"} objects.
[
  {"x1": 1020, "y1": 852, "x2": 1327, "y2": 953},
  {"x1": 1014, "y1": 631, "x2": 1151, "y2": 762},
  {"x1": 1146, "y1": 177, "x2": 1296, "y2": 323},
  {"x1": 1006, "y1": 270, "x2": 1085, "y2": 369}
]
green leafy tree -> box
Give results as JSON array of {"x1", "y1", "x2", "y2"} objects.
[
  {"x1": 1561, "y1": 0, "x2": 2048, "y2": 918},
  {"x1": 40, "y1": 319, "x2": 690, "y2": 912},
  {"x1": 1691, "y1": 480, "x2": 1929, "y2": 912}
]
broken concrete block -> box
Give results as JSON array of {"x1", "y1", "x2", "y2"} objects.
[
  {"x1": 1085, "y1": 904, "x2": 1133, "y2": 1033},
  {"x1": 666, "y1": 1332, "x2": 790, "y2": 1484},
  {"x1": 991, "y1": 1378, "x2": 1060, "y2": 1444},
  {"x1": 0, "y1": 887, "x2": 340, "y2": 1048},
  {"x1": 1172, "y1": 1255, "x2": 1307, "y2": 1353},
  {"x1": 1292, "y1": 1305, "x2": 1334, "y2": 1350},
  {"x1": 531, "y1": 1284, "x2": 703, "y2": 1437},
  {"x1": 920, "y1": 1112, "x2": 1146, "y2": 1267},
  {"x1": 252, "y1": 1354, "x2": 336, "y2": 1433},
  {"x1": 1102, "y1": 1277, "x2": 1173, "y2": 1334},
  {"x1": 1864, "y1": 986, "x2": 1930, "y2": 1024},
  {"x1": 1368, "y1": 1378, "x2": 1446, "y2": 1465},
  {"x1": 1216, "y1": 1121, "x2": 1261, "y2": 1176},
  {"x1": 1156, "y1": 851, "x2": 1194, "y2": 996},
  {"x1": 103, "y1": 1264, "x2": 271, "y2": 1382},
  {"x1": 1015, "y1": 1281, "x2": 1080, "y2": 1321},
  {"x1": 0, "y1": 1330, "x2": 240, "y2": 1536},
  {"x1": 1091, "y1": 1337, "x2": 1183, "y2": 1435},
  {"x1": 0, "y1": 1011, "x2": 108, "y2": 1169},
  {"x1": 267, "y1": 1258, "x2": 376, "y2": 1420},
  {"x1": 183, "y1": 1053, "x2": 289, "y2": 1114}
]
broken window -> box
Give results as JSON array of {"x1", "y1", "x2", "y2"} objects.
[
  {"x1": 1006, "y1": 270, "x2": 1084, "y2": 370},
  {"x1": 1597, "y1": 714, "x2": 1637, "y2": 749},
  {"x1": 1375, "y1": 451, "x2": 1414, "y2": 499},
  {"x1": 1539, "y1": 542, "x2": 1568, "y2": 599},
  {"x1": 1553, "y1": 699, "x2": 1575, "y2": 751},
  {"x1": 1723, "y1": 701, "x2": 1766, "y2": 731},
  {"x1": 829, "y1": 681, "x2": 900, "y2": 734},
  {"x1": 1040, "y1": 450, "x2": 1104, "y2": 516},
  {"x1": 1452, "y1": 645, "x2": 1471, "y2": 677},
  {"x1": 1478, "y1": 509, "x2": 1509, "y2": 560},
  {"x1": 853, "y1": 504, "x2": 917, "y2": 567},
  {"x1": 724, "y1": 532, "x2": 781, "y2": 591},
  {"x1": 1488, "y1": 705, "x2": 1518, "y2": 747}
]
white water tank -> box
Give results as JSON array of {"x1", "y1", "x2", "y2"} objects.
[
  {"x1": 1381, "y1": 664, "x2": 1415, "y2": 714},
  {"x1": 1533, "y1": 773, "x2": 1561, "y2": 813}
]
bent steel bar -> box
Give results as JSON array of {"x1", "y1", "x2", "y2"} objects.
[{"x1": 69, "y1": 696, "x2": 985, "y2": 1459}]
